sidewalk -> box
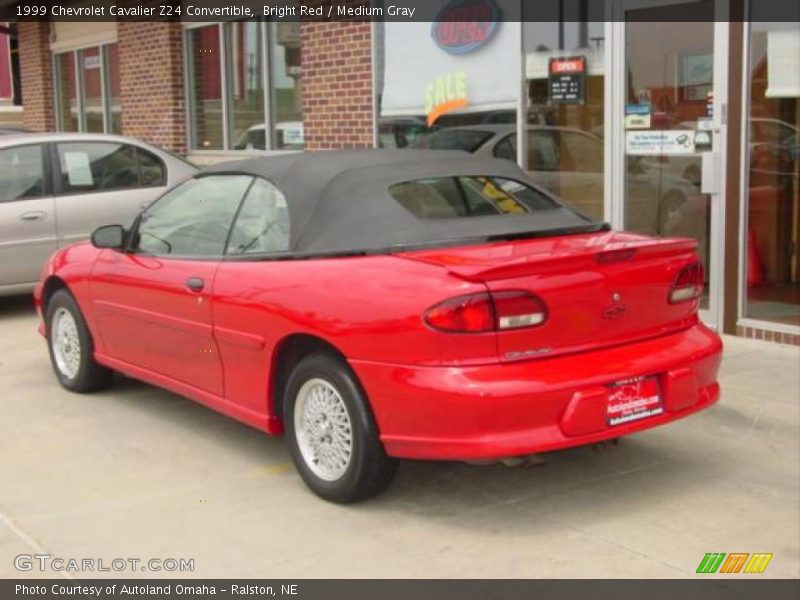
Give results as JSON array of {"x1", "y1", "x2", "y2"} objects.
[{"x1": 1, "y1": 296, "x2": 798, "y2": 578}]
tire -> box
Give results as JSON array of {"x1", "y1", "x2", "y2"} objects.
[
  {"x1": 46, "y1": 289, "x2": 113, "y2": 393},
  {"x1": 284, "y1": 352, "x2": 398, "y2": 503}
]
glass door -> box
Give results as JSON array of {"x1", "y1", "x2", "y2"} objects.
[{"x1": 611, "y1": 0, "x2": 728, "y2": 328}]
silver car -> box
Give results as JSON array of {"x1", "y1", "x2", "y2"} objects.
[
  {"x1": 411, "y1": 124, "x2": 704, "y2": 233},
  {"x1": 0, "y1": 133, "x2": 197, "y2": 296}
]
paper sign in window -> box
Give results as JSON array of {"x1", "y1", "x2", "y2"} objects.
[{"x1": 63, "y1": 152, "x2": 94, "y2": 186}]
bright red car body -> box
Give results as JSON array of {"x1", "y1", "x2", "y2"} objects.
[
  {"x1": 34, "y1": 227, "x2": 721, "y2": 461},
  {"x1": 35, "y1": 151, "x2": 723, "y2": 504}
]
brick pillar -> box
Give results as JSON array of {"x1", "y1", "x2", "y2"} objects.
[
  {"x1": 301, "y1": 21, "x2": 374, "y2": 150},
  {"x1": 118, "y1": 21, "x2": 185, "y2": 154},
  {"x1": 18, "y1": 21, "x2": 54, "y2": 132}
]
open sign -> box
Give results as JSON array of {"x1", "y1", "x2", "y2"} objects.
[
  {"x1": 431, "y1": 0, "x2": 501, "y2": 55},
  {"x1": 548, "y1": 56, "x2": 587, "y2": 105},
  {"x1": 550, "y1": 58, "x2": 585, "y2": 74}
]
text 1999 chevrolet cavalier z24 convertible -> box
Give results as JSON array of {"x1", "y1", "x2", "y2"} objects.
[{"x1": 35, "y1": 150, "x2": 722, "y2": 502}]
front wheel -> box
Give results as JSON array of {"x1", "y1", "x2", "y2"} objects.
[
  {"x1": 46, "y1": 289, "x2": 113, "y2": 393},
  {"x1": 284, "y1": 352, "x2": 398, "y2": 503}
]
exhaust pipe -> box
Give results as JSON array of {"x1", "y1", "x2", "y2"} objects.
[{"x1": 465, "y1": 454, "x2": 547, "y2": 468}]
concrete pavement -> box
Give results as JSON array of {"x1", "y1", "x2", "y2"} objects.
[{"x1": 1, "y1": 294, "x2": 798, "y2": 579}]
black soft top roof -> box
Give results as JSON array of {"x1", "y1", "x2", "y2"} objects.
[{"x1": 204, "y1": 150, "x2": 603, "y2": 255}]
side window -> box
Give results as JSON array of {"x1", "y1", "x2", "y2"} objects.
[
  {"x1": 57, "y1": 142, "x2": 139, "y2": 193},
  {"x1": 137, "y1": 148, "x2": 166, "y2": 187},
  {"x1": 558, "y1": 132, "x2": 603, "y2": 173},
  {"x1": 134, "y1": 175, "x2": 252, "y2": 257},
  {"x1": 526, "y1": 130, "x2": 559, "y2": 171},
  {"x1": 493, "y1": 135, "x2": 517, "y2": 162},
  {"x1": 0, "y1": 145, "x2": 45, "y2": 202},
  {"x1": 227, "y1": 178, "x2": 290, "y2": 255}
]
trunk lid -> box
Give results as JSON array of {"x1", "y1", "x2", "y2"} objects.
[{"x1": 397, "y1": 231, "x2": 701, "y2": 362}]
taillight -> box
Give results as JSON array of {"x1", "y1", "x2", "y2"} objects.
[
  {"x1": 424, "y1": 291, "x2": 547, "y2": 333},
  {"x1": 493, "y1": 290, "x2": 548, "y2": 329},
  {"x1": 669, "y1": 261, "x2": 704, "y2": 303}
]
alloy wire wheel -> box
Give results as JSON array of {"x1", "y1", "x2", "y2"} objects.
[
  {"x1": 51, "y1": 307, "x2": 81, "y2": 380},
  {"x1": 293, "y1": 378, "x2": 353, "y2": 481},
  {"x1": 285, "y1": 352, "x2": 398, "y2": 503},
  {"x1": 46, "y1": 289, "x2": 113, "y2": 393}
]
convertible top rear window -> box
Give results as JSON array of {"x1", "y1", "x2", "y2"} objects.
[{"x1": 389, "y1": 176, "x2": 560, "y2": 219}]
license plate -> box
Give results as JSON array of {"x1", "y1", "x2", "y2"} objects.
[{"x1": 607, "y1": 376, "x2": 663, "y2": 426}]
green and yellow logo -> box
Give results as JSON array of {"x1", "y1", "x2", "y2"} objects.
[{"x1": 696, "y1": 553, "x2": 773, "y2": 574}]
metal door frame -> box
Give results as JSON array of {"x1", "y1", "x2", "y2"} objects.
[{"x1": 607, "y1": 0, "x2": 729, "y2": 329}]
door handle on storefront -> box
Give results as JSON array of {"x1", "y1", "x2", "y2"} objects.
[
  {"x1": 701, "y1": 153, "x2": 720, "y2": 195},
  {"x1": 20, "y1": 211, "x2": 46, "y2": 221},
  {"x1": 186, "y1": 277, "x2": 205, "y2": 292}
]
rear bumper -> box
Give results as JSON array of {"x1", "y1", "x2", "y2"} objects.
[{"x1": 350, "y1": 323, "x2": 722, "y2": 460}]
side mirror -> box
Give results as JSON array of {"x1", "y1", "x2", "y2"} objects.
[{"x1": 91, "y1": 224, "x2": 126, "y2": 250}]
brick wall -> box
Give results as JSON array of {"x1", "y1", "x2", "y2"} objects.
[
  {"x1": 736, "y1": 326, "x2": 800, "y2": 346},
  {"x1": 301, "y1": 21, "x2": 374, "y2": 150},
  {"x1": 18, "y1": 21, "x2": 54, "y2": 132},
  {"x1": 117, "y1": 21, "x2": 185, "y2": 154}
]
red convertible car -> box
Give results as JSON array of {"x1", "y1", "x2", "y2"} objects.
[{"x1": 35, "y1": 150, "x2": 722, "y2": 503}]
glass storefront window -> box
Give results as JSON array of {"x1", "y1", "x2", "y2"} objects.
[
  {"x1": 270, "y1": 22, "x2": 303, "y2": 150},
  {"x1": 229, "y1": 22, "x2": 264, "y2": 150},
  {"x1": 80, "y1": 47, "x2": 103, "y2": 133},
  {"x1": 0, "y1": 23, "x2": 20, "y2": 106},
  {"x1": 623, "y1": 19, "x2": 713, "y2": 310},
  {"x1": 187, "y1": 25, "x2": 224, "y2": 150},
  {"x1": 55, "y1": 44, "x2": 119, "y2": 134},
  {"x1": 744, "y1": 21, "x2": 800, "y2": 326},
  {"x1": 55, "y1": 52, "x2": 78, "y2": 132},
  {"x1": 186, "y1": 21, "x2": 304, "y2": 152},
  {"x1": 523, "y1": 15, "x2": 606, "y2": 221},
  {"x1": 105, "y1": 43, "x2": 121, "y2": 134}
]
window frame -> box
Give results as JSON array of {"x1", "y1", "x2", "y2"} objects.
[
  {"x1": 736, "y1": 18, "x2": 800, "y2": 335},
  {"x1": 0, "y1": 142, "x2": 53, "y2": 203},
  {"x1": 51, "y1": 141, "x2": 168, "y2": 197}
]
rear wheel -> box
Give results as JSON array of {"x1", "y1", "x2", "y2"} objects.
[
  {"x1": 284, "y1": 352, "x2": 398, "y2": 503},
  {"x1": 46, "y1": 289, "x2": 113, "y2": 393}
]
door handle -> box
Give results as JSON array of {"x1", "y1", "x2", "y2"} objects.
[
  {"x1": 20, "y1": 211, "x2": 46, "y2": 221},
  {"x1": 186, "y1": 277, "x2": 205, "y2": 292}
]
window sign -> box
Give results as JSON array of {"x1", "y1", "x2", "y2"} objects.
[
  {"x1": 625, "y1": 103, "x2": 652, "y2": 129},
  {"x1": 625, "y1": 130, "x2": 696, "y2": 156},
  {"x1": 679, "y1": 52, "x2": 713, "y2": 103},
  {"x1": 63, "y1": 152, "x2": 93, "y2": 186},
  {"x1": 381, "y1": 9, "x2": 520, "y2": 118},
  {"x1": 83, "y1": 55, "x2": 101, "y2": 70},
  {"x1": 693, "y1": 130, "x2": 712, "y2": 152},
  {"x1": 548, "y1": 56, "x2": 586, "y2": 105},
  {"x1": 281, "y1": 123, "x2": 304, "y2": 145},
  {"x1": 765, "y1": 29, "x2": 800, "y2": 98},
  {"x1": 424, "y1": 72, "x2": 468, "y2": 126}
]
